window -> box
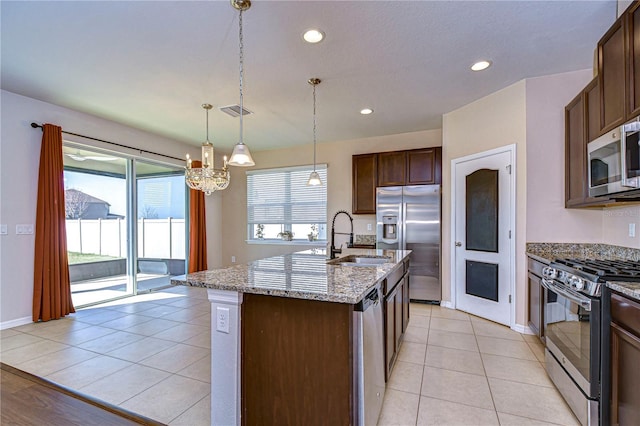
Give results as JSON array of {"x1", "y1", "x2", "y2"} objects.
[{"x1": 247, "y1": 165, "x2": 327, "y2": 242}]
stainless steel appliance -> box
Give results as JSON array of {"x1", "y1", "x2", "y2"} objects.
[
  {"x1": 588, "y1": 118, "x2": 640, "y2": 198},
  {"x1": 353, "y1": 283, "x2": 385, "y2": 426},
  {"x1": 541, "y1": 258, "x2": 640, "y2": 426},
  {"x1": 376, "y1": 185, "x2": 440, "y2": 301}
]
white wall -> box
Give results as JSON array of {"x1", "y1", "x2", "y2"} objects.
[
  {"x1": 0, "y1": 90, "x2": 196, "y2": 327},
  {"x1": 220, "y1": 130, "x2": 443, "y2": 265},
  {"x1": 525, "y1": 69, "x2": 603, "y2": 243},
  {"x1": 442, "y1": 80, "x2": 527, "y2": 324},
  {"x1": 442, "y1": 69, "x2": 607, "y2": 327}
]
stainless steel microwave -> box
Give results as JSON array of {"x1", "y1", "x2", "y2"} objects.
[{"x1": 588, "y1": 119, "x2": 640, "y2": 197}]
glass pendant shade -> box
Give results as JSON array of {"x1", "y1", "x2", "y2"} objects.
[
  {"x1": 201, "y1": 141, "x2": 214, "y2": 167},
  {"x1": 228, "y1": 142, "x2": 255, "y2": 166},
  {"x1": 307, "y1": 170, "x2": 322, "y2": 186}
]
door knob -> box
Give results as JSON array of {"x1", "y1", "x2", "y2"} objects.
[{"x1": 455, "y1": 242, "x2": 462, "y2": 247}]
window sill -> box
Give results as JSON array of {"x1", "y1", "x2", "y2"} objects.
[{"x1": 246, "y1": 239, "x2": 326, "y2": 246}]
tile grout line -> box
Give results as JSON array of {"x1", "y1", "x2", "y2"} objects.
[{"x1": 470, "y1": 318, "x2": 501, "y2": 424}]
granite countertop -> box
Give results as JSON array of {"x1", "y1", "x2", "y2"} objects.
[
  {"x1": 526, "y1": 243, "x2": 640, "y2": 263},
  {"x1": 171, "y1": 248, "x2": 411, "y2": 304},
  {"x1": 607, "y1": 281, "x2": 640, "y2": 302}
]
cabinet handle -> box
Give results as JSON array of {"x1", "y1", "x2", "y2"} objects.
[{"x1": 455, "y1": 242, "x2": 462, "y2": 247}]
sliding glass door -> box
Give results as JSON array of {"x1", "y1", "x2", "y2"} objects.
[
  {"x1": 63, "y1": 144, "x2": 186, "y2": 307},
  {"x1": 135, "y1": 160, "x2": 186, "y2": 293}
]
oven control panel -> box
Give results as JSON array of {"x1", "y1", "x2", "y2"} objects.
[{"x1": 543, "y1": 266, "x2": 600, "y2": 296}]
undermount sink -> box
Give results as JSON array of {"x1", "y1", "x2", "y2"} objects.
[{"x1": 326, "y1": 255, "x2": 391, "y2": 267}]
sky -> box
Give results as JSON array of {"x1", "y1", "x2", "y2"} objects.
[{"x1": 64, "y1": 171, "x2": 186, "y2": 218}]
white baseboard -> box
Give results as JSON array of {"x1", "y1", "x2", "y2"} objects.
[
  {"x1": 440, "y1": 300, "x2": 454, "y2": 309},
  {"x1": 511, "y1": 323, "x2": 535, "y2": 335},
  {"x1": 1, "y1": 316, "x2": 32, "y2": 330}
]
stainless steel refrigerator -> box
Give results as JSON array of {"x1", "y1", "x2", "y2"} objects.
[{"x1": 376, "y1": 185, "x2": 441, "y2": 302}]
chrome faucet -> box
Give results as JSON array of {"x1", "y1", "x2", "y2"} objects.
[{"x1": 330, "y1": 210, "x2": 354, "y2": 259}]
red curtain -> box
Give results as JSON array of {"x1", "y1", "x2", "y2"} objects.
[
  {"x1": 188, "y1": 160, "x2": 208, "y2": 273},
  {"x1": 33, "y1": 124, "x2": 75, "y2": 322}
]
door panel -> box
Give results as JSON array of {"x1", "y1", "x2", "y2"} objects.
[{"x1": 454, "y1": 149, "x2": 512, "y2": 325}]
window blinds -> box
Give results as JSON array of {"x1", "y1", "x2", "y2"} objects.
[{"x1": 247, "y1": 165, "x2": 327, "y2": 225}]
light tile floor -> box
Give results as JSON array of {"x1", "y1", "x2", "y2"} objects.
[{"x1": 0, "y1": 286, "x2": 579, "y2": 426}]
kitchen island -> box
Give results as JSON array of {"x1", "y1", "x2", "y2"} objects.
[{"x1": 172, "y1": 248, "x2": 411, "y2": 426}]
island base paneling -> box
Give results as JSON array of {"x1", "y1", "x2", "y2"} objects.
[{"x1": 241, "y1": 293, "x2": 354, "y2": 425}]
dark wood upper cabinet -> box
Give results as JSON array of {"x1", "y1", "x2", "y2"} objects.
[
  {"x1": 585, "y1": 77, "x2": 602, "y2": 142},
  {"x1": 627, "y1": 2, "x2": 640, "y2": 119},
  {"x1": 377, "y1": 151, "x2": 406, "y2": 187},
  {"x1": 353, "y1": 147, "x2": 442, "y2": 214},
  {"x1": 407, "y1": 148, "x2": 442, "y2": 185},
  {"x1": 565, "y1": 92, "x2": 588, "y2": 207},
  {"x1": 352, "y1": 153, "x2": 377, "y2": 214},
  {"x1": 599, "y1": 17, "x2": 626, "y2": 133}
]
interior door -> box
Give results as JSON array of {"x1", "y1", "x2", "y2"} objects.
[{"x1": 454, "y1": 149, "x2": 512, "y2": 325}]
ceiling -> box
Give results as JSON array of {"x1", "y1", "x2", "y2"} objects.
[{"x1": 2, "y1": 1, "x2": 617, "y2": 153}]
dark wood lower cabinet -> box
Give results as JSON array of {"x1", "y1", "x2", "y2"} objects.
[
  {"x1": 241, "y1": 294, "x2": 353, "y2": 425},
  {"x1": 385, "y1": 286, "x2": 398, "y2": 377},
  {"x1": 603, "y1": 289, "x2": 640, "y2": 426},
  {"x1": 610, "y1": 322, "x2": 640, "y2": 425},
  {"x1": 384, "y1": 270, "x2": 409, "y2": 381},
  {"x1": 527, "y1": 257, "x2": 547, "y2": 342}
]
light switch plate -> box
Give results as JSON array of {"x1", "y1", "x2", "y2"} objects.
[
  {"x1": 367, "y1": 223, "x2": 372, "y2": 231},
  {"x1": 630, "y1": 223, "x2": 636, "y2": 238},
  {"x1": 0, "y1": 224, "x2": 7, "y2": 235},
  {"x1": 16, "y1": 224, "x2": 34, "y2": 235}
]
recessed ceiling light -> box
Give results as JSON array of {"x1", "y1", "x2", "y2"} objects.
[
  {"x1": 471, "y1": 60, "x2": 492, "y2": 71},
  {"x1": 360, "y1": 108, "x2": 374, "y2": 115},
  {"x1": 303, "y1": 29, "x2": 325, "y2": 43}
]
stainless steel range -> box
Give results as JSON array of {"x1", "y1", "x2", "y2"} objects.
[{"x1": 541, "y1": 258, "x2": 640, "y2": 426}]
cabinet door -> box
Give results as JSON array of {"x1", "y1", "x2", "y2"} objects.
[
  {"x1": 385, "y1": 290, "x2": 396, "y2": 378},
  {"x1": 585, "y1": 77, "x2": 602, "y2": 142},
  {"x1": 610, "y1": 323, "x2": 640, "y2": 426},
  {"x1": 406, "y1": 148, "x2": 442, "y2": 185},
  {"x1": 627, "y1": 2, "x2": 640, "y2": 119},
  {"x1": 377, "y1": 151, "x2": 406, "y2": 187},
  {"x1": 565, "y1": 92, "x2": 589, "y2": 207},
  {"x1": 395, "y1": 278, "x2": 404, "y2": 352},
  {"x1": 527, "y1": 272, "x2": 543, "y2": 339},
  {"x1": 402, "y1": 273, "x2": 410, "y2": 333},
  {"x1": 599, "y1": 17, "x2": 626, "y2": 132},
  {"x1": 352, "y1": 154, "x2": 377, "y2": 214}
]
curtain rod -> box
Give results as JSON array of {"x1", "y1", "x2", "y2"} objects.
[{"x1": 30, "y1": 122, "x2": 184, "y2": 162}]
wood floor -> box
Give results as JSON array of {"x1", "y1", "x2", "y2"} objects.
[{"x1": 0, "y1": 363, "x2": 165, "y2": 426}]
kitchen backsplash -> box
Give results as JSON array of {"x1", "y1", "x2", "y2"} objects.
[{"x1": 355, "y1": 234, "x2": 376, "y2": 245}]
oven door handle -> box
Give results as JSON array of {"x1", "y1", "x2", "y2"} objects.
[{"x1": 541, "y1": 278, "x2": 592, "y2": 311}]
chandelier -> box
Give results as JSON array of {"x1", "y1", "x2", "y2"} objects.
[
  {"x1": 185, "y1": 104, "x2": 230, "y2": 195},
  {"x1": 227, "y1": 0, "x2": 255, "y2": 167},
  {"x1": 307, "y1": 78, "x2": 322, "y2": 186}
]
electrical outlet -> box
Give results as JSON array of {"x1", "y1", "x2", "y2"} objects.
[
  {"x1": 367, "y1": 223, "x2": 372, "y2": 231},
  {"x1": 630, "y1": 223, "x2": 636, "y2": 238},
  {"x1": 16, "y1": 224, "x2": 34, "y2": 235},
  {"x1": 231, "y1": 255, "x2": 236, "y2": 263},
  {"x1": 216, "y1": 307, "x2": 230, "y2": 334},
  {"x1": 0, "y1": 224, "x2": 7, "y2": 235}
]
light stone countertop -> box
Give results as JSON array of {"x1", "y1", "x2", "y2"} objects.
[
  {"x1": 607, "y1": 281, "x2": 640, "y2": 303},
  {"x1": 171, "y1": 248, "x2": 411, "y2": 304}
]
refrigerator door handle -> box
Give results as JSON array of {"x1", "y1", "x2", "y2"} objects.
[{"x1": 401, "y1": 201, "x2": 407, "y2": 250}]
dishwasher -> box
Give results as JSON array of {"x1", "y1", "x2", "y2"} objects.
[{"x1": 353, "y1": 283, "x2": 385, "y2": 426}]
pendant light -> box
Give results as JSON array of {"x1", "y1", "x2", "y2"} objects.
[
  {"x1": 307, "y1": 78, "x2": 322, "y2": 186},
  {"x1": 227, "y1": 0, "x2": 256, "y2": 167},
  {"x1": 185, "y1": 104, "x2": 230, "y2": 195}
]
